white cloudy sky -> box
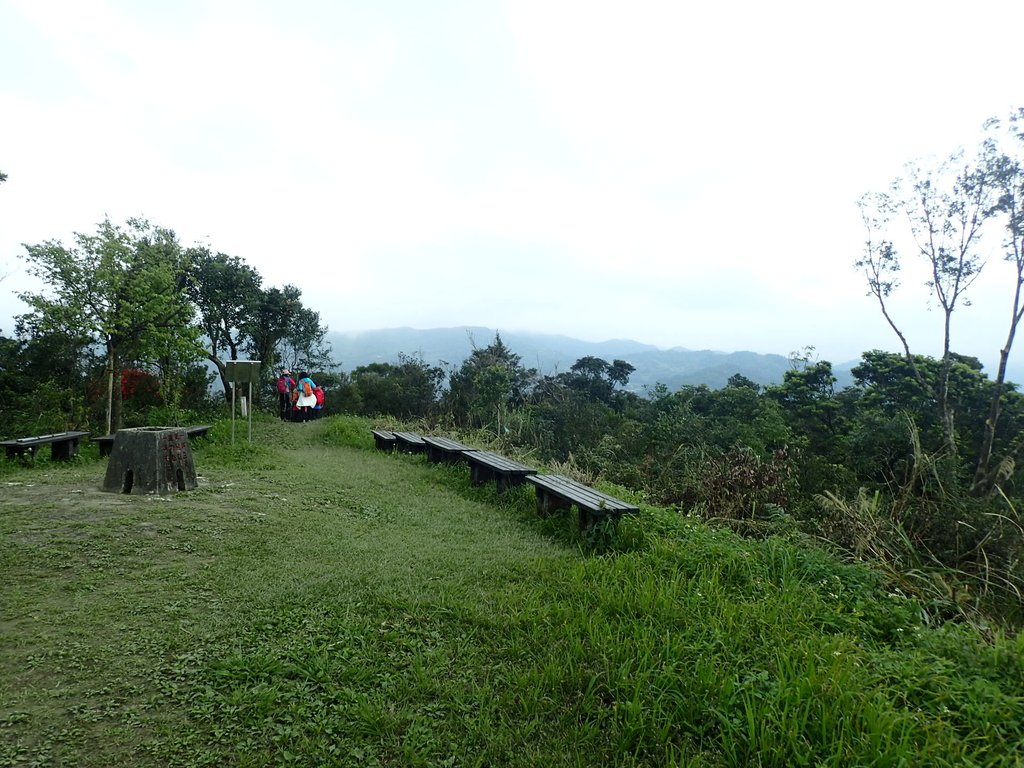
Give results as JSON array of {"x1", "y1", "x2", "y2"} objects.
[{"x1": 1, "y1": 0, "x2": 1022, "y2": 369}]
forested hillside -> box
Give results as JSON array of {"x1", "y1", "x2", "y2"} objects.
[{"x1": 327, "y1": 327, "x2": 815, "y2": 391}]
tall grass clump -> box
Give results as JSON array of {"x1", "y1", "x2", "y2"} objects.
[
  {"x1": 478, "y1": 509, "x2": 1024, "y2": 766},
  {"x1": 319, "y1": 414, "x2": 376, "y2": 450},
  {"x1": 816, "y1": 426, "x2": 1024, "y2": 627}
]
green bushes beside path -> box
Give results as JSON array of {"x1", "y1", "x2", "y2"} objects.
[{"x1": 1, "y1": 416, "x2": 1021, "y2": 766}]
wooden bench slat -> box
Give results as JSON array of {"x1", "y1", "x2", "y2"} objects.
[
  {"x1": 94, "y1": 435, "x2": 116, "y2": 458},
  {"x1": 463, "y1": 450, "x2": 536, "y2": 474},
  {"x1": 392, "y1": 431, "x2": 426, "y2": 453},
  {"x1": 526, "y1": 474, "x2": 639, "y2": 529},
  {"x1": 371, "y1": 429, "x2": 397, "y2": 451},
  {"x1": 463, "y1": 449, "x2": 538, "y2": 492},
  {"x1": 422, "y1": 436, "x2": 472, "y2": 451},
  {"x1": 421, "y1": 435, "x2": 474, "y2": 463},
  {"x1": 392, "y1": 431, "x2": 424, "y2": 442},
  {"x1": 527, "y1": 474, "x2": 638, "y2": 512},
  {"x1": 1, "y1": 431, "x2": 90, "y2": 461}
]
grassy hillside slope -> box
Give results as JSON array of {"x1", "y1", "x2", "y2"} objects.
[{"x1": 1, "y1": 417, "x2": 1022, "y2": 766}]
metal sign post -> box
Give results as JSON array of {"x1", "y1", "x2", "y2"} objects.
[{"x1": 225, "y1": 360, "x2": 261, "y2": 445}]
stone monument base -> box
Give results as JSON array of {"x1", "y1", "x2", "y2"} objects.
[{"x1": 102, "y1": 427, "x2": 198, "y2": 495}]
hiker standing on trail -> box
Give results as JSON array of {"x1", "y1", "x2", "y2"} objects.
[
  {"x1": 312, "y1": 383, "x2": 325, "y2": 418},
  {"x1": 295, "y1": 372, "x2": 317, "y2": 422},
  {"x1": 276, "y1": 369, "x2": 295, "y2": 420}
]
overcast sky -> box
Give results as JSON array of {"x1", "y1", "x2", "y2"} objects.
[{"x1": 2, "y1": 0, "x2": 1023, "y2": 369}]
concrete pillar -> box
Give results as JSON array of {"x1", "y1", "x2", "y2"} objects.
[{"x1": 102, "y1": 427, "x2": 198, "y2": 495}]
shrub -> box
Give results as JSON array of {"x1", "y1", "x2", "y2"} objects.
[{"x1": 320, "y1": 415, "x2": 375, "y2": 450}]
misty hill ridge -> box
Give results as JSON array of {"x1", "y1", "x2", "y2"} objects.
[{"x1": 327, "y1": 327, "x2": 838, "y2": 391}]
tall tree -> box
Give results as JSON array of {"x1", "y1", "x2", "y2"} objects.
[
  {"x1": 857, "y1": 145, "x2": 997, "y2": 456},
  {"x1": 970, "y1": 109, "x2": 1024, "y2": 493},
  {"x1": 277, "y1": 303, "x2": 332, "y2": 375},
  {"x1": 849, "y1": 350, "x2": 1009, "y2": 473},
  {"x1": 186, "y1": 248, "x2": 264, "y2": 402},
  {"x1": 0, "y1": 173, "x2": 9, "y2": 286},
  {"x1": 766, "y1": 360, "x2": 843, "y2": 451},
  {"x1": 445, "y1": 333, "x2": 536, "y2": 430},
  {"x1": 559, "y1": 356, "x2": 636, "y2": 406},
  {"x1": 244, "y1": 285, "x2": 303, "y2": 400},
  {"x1": 18, "y1": 218, "x2": 201, "y2": 432}
]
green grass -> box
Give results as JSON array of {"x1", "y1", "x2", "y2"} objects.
[{"x1": 2, "y1": 415, "x2": 1022, "y2": 766}]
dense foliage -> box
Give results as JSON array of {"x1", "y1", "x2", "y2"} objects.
[{"x1": 4, "y1": 218, "x2": 332, "y2": 433}]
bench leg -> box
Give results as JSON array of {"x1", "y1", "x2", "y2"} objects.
[
  {"x1": 535, "y1": 489, "x2": 568, "y2": 518},
  {"x1": 578, "y1": 507, "x2": 592, "y2": 530},
  {"x1": 496, "y1": 474, "x2": 526, "y2": 494},
  {"x1": 470, "y1": 465, "x2": 494, "y2": 486},
  {"x1": 6, "y1": 446, "x2": 38, "y2": 461},
  {"x1": 51, "y1": 439, "x2": 80, "y2": 461}
]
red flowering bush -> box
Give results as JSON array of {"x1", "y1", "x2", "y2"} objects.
[{"x1": 120, "y1": 368, "x2": 162, "y2": 407}]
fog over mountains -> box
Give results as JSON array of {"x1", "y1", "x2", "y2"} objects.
[{"x1": 327, "y1": 327, "x2": 862, "y2": 392}]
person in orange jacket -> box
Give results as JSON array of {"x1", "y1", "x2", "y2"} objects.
[{"x1": 295, "y1": 372, "x2": 317, "y2": 422}]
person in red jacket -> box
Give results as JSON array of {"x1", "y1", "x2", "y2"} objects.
[
  {"x1": 276, "y1": 368, "x2": 295, "y2": 420},
  {"x1": 313, "y1": 384, "x2": 325, "y2": 418}
]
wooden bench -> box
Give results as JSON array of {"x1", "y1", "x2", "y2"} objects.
[
  {"x1": 94, "y1": 425, "x2": 213, "y2": 457},
  {"x1": 1, "y1": 431, "x2": 90, "y2": 461},
  {"x1": 392, "y1": 431, "x2": 426, "y2": 454},
  {"x1": 371, "y1": 429, "x2": 397, "y2": 451},
  {"x1": 525, "y1": 474, "x2": 639, "y2": 529},
  {"x1": 463, "y1": 450, "x2": 538, "y2": 493},
  {"x1": 421, "y1": 435, "x2": 474, "y2": 464}
]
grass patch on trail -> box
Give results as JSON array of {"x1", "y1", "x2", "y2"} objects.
[{"x1": 2, "y1": 415, "x2": 1023, "y2": 766}]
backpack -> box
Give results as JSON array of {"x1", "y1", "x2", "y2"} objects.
[
  {"x1": 301, "y1": 379, "x2": 313, "y2": 397},
  {"x1": 313, "y1": 386, "x2": 325, "y2": 407},
  {"x1": 276, "y1": 376, "x2": 289, "y2": 394}
]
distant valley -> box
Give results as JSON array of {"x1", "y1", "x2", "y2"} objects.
[{"x1": 326, "y1": 327, "x2": 862, "y2": 392}]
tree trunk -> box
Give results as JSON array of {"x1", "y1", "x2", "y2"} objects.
[
  {"x1": 109, "y1": 347, "x2": 124, "y2": 433},
  {"x1": 970, "y1": 347, "x2": 1010, "y2": 495},
  {"x1": 937, "y1": 309, "x2": 958, "y2": 456},
  {"x1": 209, "y1": 354, "x2": 234, "y2": 404},
  {"x1": 970, "y1": 277, "x2": 1023, "y2": 495},
  {"x1": 105, "y1": 344, "x2": 114, "y2": 435}
]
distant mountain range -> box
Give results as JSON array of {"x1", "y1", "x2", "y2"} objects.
[{"x1": 326, "y1": 327, "x2": 862, "y2": 392}]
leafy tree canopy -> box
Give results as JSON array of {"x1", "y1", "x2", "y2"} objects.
[
  {"x1": 351, "y1": 353, "x2": 443, "y2": 419},
  {"x1": 17, "y1": 217, "x2": 201, "y2": 432},
  {"x1": 446, "y1": 333, "x2": 537, "y2": 430}
]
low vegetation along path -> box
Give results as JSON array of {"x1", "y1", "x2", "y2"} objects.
[{"x1": 2, "y1": 417, "x2": 1023, "y2": 766}]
